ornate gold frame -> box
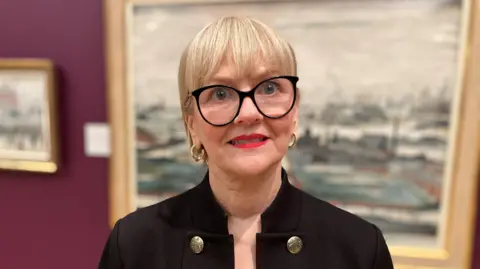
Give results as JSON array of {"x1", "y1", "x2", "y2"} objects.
[
  {"x1": 0, "y1": 59, "x2": 59, "y2": 173},
  {"x1": 104, "y1": 0, "x2": 480, "y2": 268}
]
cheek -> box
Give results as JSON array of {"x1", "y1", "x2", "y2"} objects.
[
  {"x1": 268, "y1": 115, "x2": 295, "y2": 138},
  {"x1": 193, "y1": 113, "x2": 226, "y2": 147}
]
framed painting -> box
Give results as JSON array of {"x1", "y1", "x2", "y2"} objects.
[
  {"x1": 104, "y1": 0, "x2": 480, "y2": 267},
  {"x1": 0, "y1": 59, "x2": 59, "y2": 173}
]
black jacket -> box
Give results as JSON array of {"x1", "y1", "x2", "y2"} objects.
[{"x1": 99, "y1": 169, "x2": 394, "y2": 269}]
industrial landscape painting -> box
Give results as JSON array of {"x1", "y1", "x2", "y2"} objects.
[
  {"x1": 130, "y1": 0, "x2": 463, "y2": 248},
  {"x1": 0, "y1": 69, "x2": 51, "y2": 162}
]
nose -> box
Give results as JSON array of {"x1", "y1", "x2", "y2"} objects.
[{"x1": 234, "y1": 97, "x2": 263, "y2": 125}]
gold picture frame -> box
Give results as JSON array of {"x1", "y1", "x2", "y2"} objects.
[
  {"x1": 104, "y1": 0, "x2": 480, "y2": 268},
  {"x1": 0, "y1": 58, "x2": 59, "y2": 173}
]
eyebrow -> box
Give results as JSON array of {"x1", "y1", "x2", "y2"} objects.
[
  {"x1": 208, "y1": 68, "x2": 281, "y2": 86},
  {"x1": 208, "y1": 75, "x2": 235, "y2": 86}
]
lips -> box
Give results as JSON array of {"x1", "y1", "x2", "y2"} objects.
[{"x1": 228, "y1": 133, "x2": 269, "y2": 148}]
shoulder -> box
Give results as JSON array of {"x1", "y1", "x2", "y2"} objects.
[
  {"x1": 297, "y1": 187, "x2": 376, "y2": 233},
  {"x1": 115, "y1": 188, "x2": 194, "y2": 236},
  {"x1": 295, "y1": 187, "x2": 393, "y2": 267},
  {"x1": 107, "y1": 186, "x2": 195, "y2": 254},
  {"x1": 99, "y1": 191, "x2": 193, "y2": 269}
]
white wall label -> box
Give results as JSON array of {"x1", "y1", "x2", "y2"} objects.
[{"x1": 84, "y1": 122, "x2": 111, "y2": 157}]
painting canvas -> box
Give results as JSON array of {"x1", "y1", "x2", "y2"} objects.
[
  {"x1": 129, "y1": 0, "x2": 464, "y2": 249},
  {"x1": 0, "y1": 69, "x2": 51, "y2": 161}
]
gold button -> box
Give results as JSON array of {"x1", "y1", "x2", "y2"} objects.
[
  {"x1": 190, "y1": 236, "x2": 204, "y2": 254},
  {"x1": 287, "y1": 236, "x2": 303, "y2": 254}
]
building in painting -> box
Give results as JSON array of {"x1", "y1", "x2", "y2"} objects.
[{"x1": 0, "y1": 84, "x2": 18, "y2": 113}]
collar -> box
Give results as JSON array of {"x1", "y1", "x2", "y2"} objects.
[{"x1": 189, "y1": 167, "x2": 302, "y2": 234}]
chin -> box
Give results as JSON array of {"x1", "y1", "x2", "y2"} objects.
[{"x1": 226, "y1": 154, "x2": 281, "y2": 177}]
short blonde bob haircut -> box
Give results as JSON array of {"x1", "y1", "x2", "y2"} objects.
[{"x1": 178, "y1": 16, "x2": 298, "y2": 148}]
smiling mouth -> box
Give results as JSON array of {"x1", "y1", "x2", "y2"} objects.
[
  {"x1": 228, "y1": 137, "x2": 268, "y2": 146},
  {"x1": 228, "y1": 136, "x2": 269, "y2": 149}
]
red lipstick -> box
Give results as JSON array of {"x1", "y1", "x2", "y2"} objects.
[{"x1": 229, "y1": 133, "x2": 268, "y2": 149}]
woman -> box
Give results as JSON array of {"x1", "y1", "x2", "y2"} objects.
[{"x1": 99, "y1": 16, "x2": 394, "y2": 269}]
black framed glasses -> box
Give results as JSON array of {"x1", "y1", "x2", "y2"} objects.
[{"x1": 190, "y1": 76, "x2": 298, "y2": 126}]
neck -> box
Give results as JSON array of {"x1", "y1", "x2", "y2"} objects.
[{"x1": 208, "y1": 163, "x2": 283, "y2": 219}]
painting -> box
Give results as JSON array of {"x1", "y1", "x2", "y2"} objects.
[
  {"x1": 131, "y1": 0, "x2": 459, "y2": 247},
  {"x1": 105, "y1": 0, "x2": 480, "y2": 267},
  {"x1": 0, "y1": 59, "x2": 58, "y2": 173}
]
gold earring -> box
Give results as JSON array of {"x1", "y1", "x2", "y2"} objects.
[
  {"x1": 288, "y1": 133, "x2": 297, "y2": 148},
  {"x1": 190, "y1": 144, "x2": 205, "y2": 162}
]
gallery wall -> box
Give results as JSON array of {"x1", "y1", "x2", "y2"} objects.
[
  {"x1": 0, "y1": 0, "x2": 479, "y2": 269},
  {"x1": 473, "y1": 184, "x2": 480, "y2": 267},
  {"x1": 0, "y1": 0, "x2": 109, "y2": 268}
]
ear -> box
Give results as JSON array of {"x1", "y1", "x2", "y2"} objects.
[
  {"x1": 292, "y1": 105, "x2": 300, "y2": 131},
  {"x1": 185, "y1": 114, "x2": 201, "y2": 146},
  {"x1": 295, "y1": 87, "x2": 301, "y2": 105},
  {"x1": 293, "y1": 106, "x2": 299, "y2": 123},
  {"x1": 292, "y1": 87, "x2": 300, "y2": 131}
]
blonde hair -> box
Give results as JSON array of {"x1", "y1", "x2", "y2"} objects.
[{"x1": 178, "y1": 16, "x2": 298, "y2": 147}]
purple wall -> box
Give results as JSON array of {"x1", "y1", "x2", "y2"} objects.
[
  {"x1": 0, "y1": 1, "x2": 478, "y2": 269},
  {"x1": 473, "y1": 182, "x2": 480, "y2": 269},
  {"x1": 0, "y1": 0, "x2": 109, "y2": 269}
]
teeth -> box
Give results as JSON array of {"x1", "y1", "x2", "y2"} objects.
[{"x1": 231, "y1": 138, "x2": 264, "y2": 145}]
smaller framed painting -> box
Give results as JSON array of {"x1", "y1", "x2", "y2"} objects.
[{"x1": 0, "y1": 59, "x2": 59, "y2": 173}]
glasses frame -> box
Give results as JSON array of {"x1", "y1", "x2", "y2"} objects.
[{"x1": 190, "y1": 75, "x2": 299, "y2": 127}]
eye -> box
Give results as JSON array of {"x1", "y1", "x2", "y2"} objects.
[
  {"x1": 212, "y1": 87, "x2": 229, "y2": 100},
  {"x1": 260, "y1": 81, "x2": 279, "y2": 95},
  {"x1": 204, "y1": 86, "x2": 238, "y2": 103},
  {"x1": 198, "y1": 86, "x2": 238, "y2": 105}
]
